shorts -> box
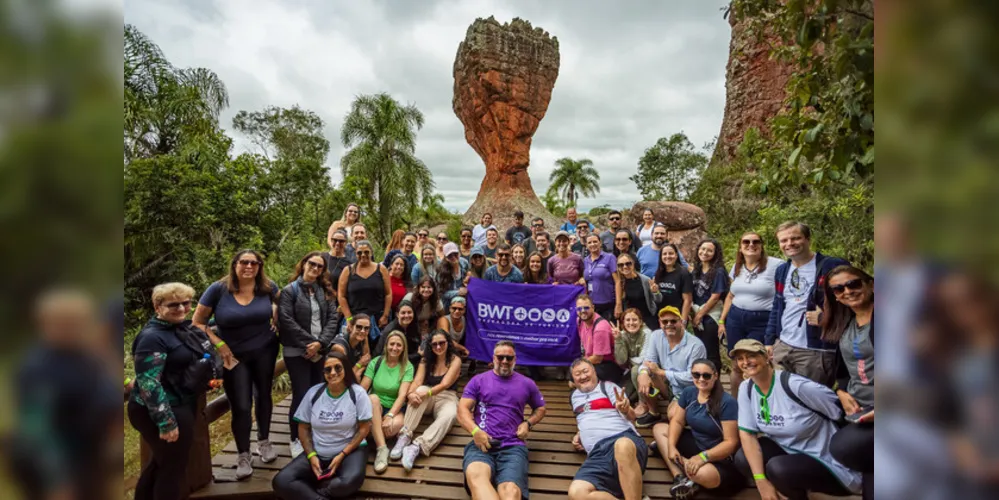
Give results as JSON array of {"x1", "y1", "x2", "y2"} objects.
[
  {"x1": 574, "y1": 431, "x2": 648, "y2": 498},
  {"x1": 463, "y1": 442, "x2": 529, "y2": 499},
  {"x1": 725, "y1": 306, "x2": 769, "y2": 351}
]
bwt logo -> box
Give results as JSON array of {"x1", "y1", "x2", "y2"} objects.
[{"x1": 478, "y1": 303, "x2": 572, "y2": 323}]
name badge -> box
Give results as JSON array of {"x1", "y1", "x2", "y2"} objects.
[{"x1": 587, "y1": 283, "x2": 593, "y2": 293}]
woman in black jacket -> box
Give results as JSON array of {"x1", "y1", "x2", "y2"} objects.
[
  {"x1": 279, "y1": 251, "x2": 341, "y2": 458},
  {"x1": 128, "y1": 282, "x2": 220, "y2": 500}
]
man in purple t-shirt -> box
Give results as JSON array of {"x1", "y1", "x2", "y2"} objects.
[{"x1": 459, "y1": 341, "x2": 547, "y2": 500}]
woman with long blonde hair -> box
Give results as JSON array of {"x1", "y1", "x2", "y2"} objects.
[{"x1": 361, "y1": 330, "x2": 414, "y2": 474}]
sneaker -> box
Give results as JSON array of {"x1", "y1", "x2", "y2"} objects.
[
  {"x1": 374, "y1": 446, "x2": 390, "y2": 474},
  {"x1": 648, "y1": 440, "x2": 658, "y2": 456},
  {"x1": 256, "y1": 439, "x2": 277, "y2": 463},
  {"x1": 235, "y1": 452, "x2": 253, "y2": 480},
  {"x1": 401, "y1": 443, "x2": 420, "y2": 471},
  {"x1": 390, "y1": 433, "x2": 411, "y2": 460},
  {"x1": 635, "y1": 412, "x2": 661, "y2": 428},
  {"x1": 670, "y1": 475, "x2": 700, "y2": 500},
  {"x1": 289, "y1": 439, "x2": 304, "y2": 458}
]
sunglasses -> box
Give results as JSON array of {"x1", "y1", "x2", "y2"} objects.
[
  {"x1": 691, "y1": 371, "x2": 714, "y2": 380},
  {"x1": 609, "y1": 217, "x2": 621, "y2": 221},
  {"x1": 497, "y1": 253, "x2": 511, "y2": 258},
  {"x1": 332, "y1": 238, "x2": 347, "y2": 244},
  {"x1": 432, "y1": 341, "x2": 448, "y2": 348},
  {"x1": 830, "y1": 279, "x2": 864, "y2": 295},
  {"x1": 575, "y1": 306, "x2": 591, "y2": 312},
  {"x1": 461, "y1": 234, "x2": 472, "y2": 239},
  {"x1": 419, "y1": 233, "x2": 429, "y2": 238},
  {"x1": 324, "y1": 365, "x2": 344, "y2": 375},
  {"x1": 163, "y1": 300, "x2": 191, "y2": 310},
  {"x1": 618, "y1": 262, "x2": 633, "y2": 267},
  {"x1": 437, "y1": 237, "x2": 448, "y2": 241},
  {"x1": 357, "y1": 251, "x2": 372, "y2": 257},
  {"x1": 306, "y1": 261, "x2": 325, "y2": 269},
  {"x1": 660, "y1": 318, "x2": 680, "y2": 326},
  {"x1": 532, "y1": 224, "x2": 544, "y2": 228},
  {"x1": 354, "y1": 325, "x2": 371, "y2": 332},
  {"x1": 615, "y1": 238, "x2": 631, "y2": 242},
  {"x1": 791, "y1": 268, "x2": 800, "y2": 289},
  {"x1": 741, "y1": 239, "x2": 762, "y2": 246},
  {"x1": 238, "y1": 259, "x2": 261, "y2": 267},
  {"x1": 451, "y1": 307, "x2": 465, "y2": 312},
  {"x1": 495, "y1": 354, "x2": 515, "y2": 362}
]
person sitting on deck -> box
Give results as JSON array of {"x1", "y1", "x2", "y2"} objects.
[
  {"x1": 361, "y1": 331, "x2": 413, "y2": 474},
  {"x1": 391, "y1": 330, "x2": 464, "y2": 471},
  {"x1": 272, "y1": 350, "x2": 372, "y2": 500},
  {"x1": 634, "y1": 306, "x2": 707, "y2": 428},
  {"x1": 331, "y1": 314, "x2": 371, "y2": 382},
  {"x1": 458, "y1": 341, "x2": 547, "y2": 500},
  {"x1": 651, "y1": 359, "x2": 744, "y2": 500},
  {"x1": 567, "y1": 358, "x2": 649, "y2": 500}
]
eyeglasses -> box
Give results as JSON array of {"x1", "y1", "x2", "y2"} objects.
[
  {"x1": 238, "y1": 259, "x2": 261, "y2": 267},
  {"x1": 432, "y1": 341, "x2": 448, "y2": 348},
  {"x1": 306, "y1": 261, "x2": 325, "y2": 269},
  {"x1": 575, "y1": 306, "x2": 591, "y2": 312},
  {"x1": 163, "y1": 300, "x2": 192, "y2": 310},
  {"x1": 324, "y1": 365, "x2": 344, "y2": 375},
  {"x1": 691, "y1": 371, "x2": 714, "y2": 380},
  {"x1": 618, "y1": 262, "x2": 633, "y2": 268},
  {"x1": 741, "y1": 239, "x2": 762, "y2": 246},
  {"x1": 660, "y1": 319, "x2": 679, "y2": 325},
  {"x1": 357, "y1": 251, "x2": 371, "y2": 257},
  {"x1": 495, "y1": 354, "x2": 515, "y2": 362},
  {"x1": 830, "y1": 279, "x2": 864, "y2": 295},
  {"x1": 354, "y1": 325, "x2": 371, "y2": 332}
]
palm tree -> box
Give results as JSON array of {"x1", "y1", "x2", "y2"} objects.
[
  {"x1": 340, "y1": 93, "x2": 434, "y2": 243},
  {"x1": 548, "y1": 157, "x2": 600, "y2": 207},
  {"x1": 124, "y1": 24, "x2": 229, "y2": 161}
]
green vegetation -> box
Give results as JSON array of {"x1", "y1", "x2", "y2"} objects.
[
  {"x1": 631, "y1": 132, "x2": 709, "y2": 201},
  {"x1": 547, "y1": 157, "x2": 601, "y2": 208}
]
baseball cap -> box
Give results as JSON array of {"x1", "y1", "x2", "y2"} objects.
[
  {"x1": 657, "y1": 305, "x2": 682, "y2": 318},
  {"x1": 729, "y1": 339, "x2": 768, "y2": 358},
  {"x1": 470, "y1": 246, "x2": 485, "y2": 257},
  {"x1": 554, "y1": 230, "x2": 571, "y2": 241},
  {"x1": 443, "y1": 242, "x2": 459, "y2": 256}
]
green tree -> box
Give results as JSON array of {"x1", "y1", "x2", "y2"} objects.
[
  {"x1": 630, "y1": 133, "x2": 708, "y2": 201},
  {"x1": 124, "y1": 24, "x2": 229, "y2": 160},
  {"x1": 548, "y1": 157, "x2": 600, "y2": 207},
  {"x1": 340, "y1": 93, "x2": 434, "y2": 243},
  {"x1": 541, "y1": 186, "x2": 568, "y2": 216}
]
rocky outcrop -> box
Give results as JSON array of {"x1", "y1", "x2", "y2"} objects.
[
  {"x1": 629, "y1": 201, "x2": 709, "y2": 260},
  {"x1": 710, "y1": 11, "x2": 794, "y2": 167},
  {"x1": 453, "y1": 16, "x2": 561, "y2": 229}
]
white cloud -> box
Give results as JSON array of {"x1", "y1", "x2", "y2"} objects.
[{"x1": 125, "y1": 0, "x2": 730, "y2": 212}]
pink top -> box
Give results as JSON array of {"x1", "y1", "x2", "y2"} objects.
[{"x1": 578, "y1": 317, "x2": 614, "y2": 358}]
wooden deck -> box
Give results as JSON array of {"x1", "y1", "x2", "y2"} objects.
[{"x1": 192, "y1": 371, "x2": 762, "y2": 499}]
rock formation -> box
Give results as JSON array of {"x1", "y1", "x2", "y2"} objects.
[
  {"x1": 710, "y1": 11, "x2": 794, "y2": 167},
  {"x1": 629, "y1": 201, "x2": 709, "y2": 260},
  {"x1": 453, "y1": 16, "x2": 562, "y2": 230}
]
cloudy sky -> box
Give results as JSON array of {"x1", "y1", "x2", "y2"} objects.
[{"x1": 124, "y1": 0, "x2": 732, "y2": 212}]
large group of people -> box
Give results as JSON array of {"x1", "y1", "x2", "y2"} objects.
[{"x1": 127, "y1": 207, "x2": 873, "y2": 500}]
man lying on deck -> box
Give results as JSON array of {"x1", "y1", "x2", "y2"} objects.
[
  {"x1": 568, "y1": 358, "x2": 649, "y2": 500},
  {"x1": 458, "y1": 341, "x2": 547, "y2": 500}
]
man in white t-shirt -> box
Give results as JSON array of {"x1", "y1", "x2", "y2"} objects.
[
  {"x1": 472, "y1": 213, "x2": 497, "y2": 248},
  {"x1": 764, "y1": 222, "x2": 849, "y2": 387},
  {"x1": 568, "y1": 359, "x2": 648, "y2": 500}
]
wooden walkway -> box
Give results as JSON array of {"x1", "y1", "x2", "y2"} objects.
[{"x1": 191, "y1": 371, "x2": 765, "y2": 499}]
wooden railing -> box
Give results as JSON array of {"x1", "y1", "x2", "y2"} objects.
[{"x1": 124, "y1": 358, "x2": 287, "y2": 496}]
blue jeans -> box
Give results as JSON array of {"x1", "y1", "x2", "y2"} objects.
[
  {"x1": 463, "y1": 442, "x2": 529, "y2": 499},
  {"x1": 725, "y1": 306, "x2": 769, "y2": 351}
]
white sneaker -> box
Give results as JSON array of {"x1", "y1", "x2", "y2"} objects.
[
  {"x1": 390, "y1": 433, "x2": 412, "y2": 460},
  {"x1": 401, "y1": 443, "x2": 420, "y2": 471},
  {"x1": 290, "y1": 439, "x2": 304, "y2": 458}
]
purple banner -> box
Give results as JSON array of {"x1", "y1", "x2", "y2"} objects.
[{"x1": 465, "y1": 278, "x2": 584, "y2": 366}]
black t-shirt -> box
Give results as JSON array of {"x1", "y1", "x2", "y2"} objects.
[
  {"x1": 324, "y1": 252, "x2": 356, "y2": 293},
  {"x1": 657, "y1": 267, "x2": 694, "y2": 310},
  {"x1": 199, "y1": 281, "x2": 278, "y2": 356},
  {"x1": 334, "y1": 335, "x2": 366, "y2": 367},
  {"x1": 506, "y1": 225, "x2": 532, "y2": 246}
]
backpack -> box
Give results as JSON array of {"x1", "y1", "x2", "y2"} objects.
[
  {"x1": 310, "y1": 382, "x2": 358, "y2": 407},
  {"x1": 365, "y1": 356, "x2": 385, "y2": 395},
  {"x1": 573, "y1": 382, "x2": 615, "y2": 415},
  {"x1": 745, "y1": 371, "x2": 846, "y2": 428},
  {"x1": 580, "y1": 315, "x2": 608, "y2": 357}
]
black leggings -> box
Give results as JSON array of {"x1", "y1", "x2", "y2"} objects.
[
  {"x1": 286, "y1": 355, "x2": 325, "y2": 438},
  {"x1": 695, "y1": 317, "x2": 722, "y2": 370},
  {"x1": 272, "y1": 448, "x2": 369, "y2": 499},
  {"x1": 674, "y1": 429, "x2": 745, "y2": 496},
  {"x1": 831, "y1": 422, "x2": 874, "y2": 500},
  {"x1": 127, "y1": 400, "x2": 196, "y2": 500},
  {"x1": 734, "y1": 437, "x2": 852, "y2": 500},
  {"x1": 224, "y1": 339, "x2": 279, "y2": 453},
  {"x1": 594, "y1": 302, "x2": 615, "y2": 322}
]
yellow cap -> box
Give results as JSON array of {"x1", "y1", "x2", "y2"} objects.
[{"x1": 657, "y1": 305, "x2": 681, "y2": 318}]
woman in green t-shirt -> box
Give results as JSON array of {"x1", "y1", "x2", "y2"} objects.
[{"x1": 360, "y1": 330, "x2": 414, "y2": 474}]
